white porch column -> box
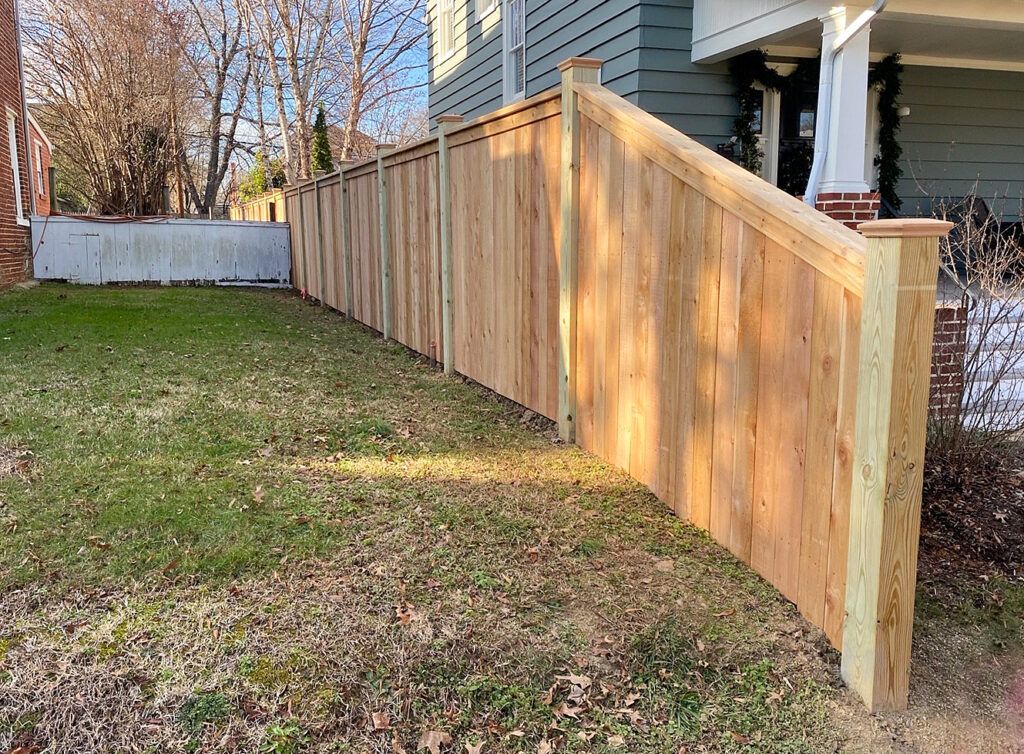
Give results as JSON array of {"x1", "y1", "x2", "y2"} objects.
[{"x1": 815, "y1": 7, "x2": 872, "y2": 195}]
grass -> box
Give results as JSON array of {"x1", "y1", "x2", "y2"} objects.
[{"x1": 0, "y1": 284, "x2": 1015, "y2": 753}]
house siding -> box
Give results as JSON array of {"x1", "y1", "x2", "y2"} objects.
[
  {"x1": 895, "y1": 65, "x2": 1024, "y2": 221},
  {"x1": 427, "y1": 0, "x2": 732, "y2": 142},
  {"x1": 0, "y1": 0, "x2": 31, "y2": 287},
  {"x1": 635, "y1": 0, "x2": 735, "y2": 149}
]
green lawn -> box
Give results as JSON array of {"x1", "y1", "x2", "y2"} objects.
[{"x1": 0, "y1": 284, "x2": 1017, "y2": 753}]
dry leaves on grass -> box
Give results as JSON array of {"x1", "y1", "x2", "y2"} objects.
[{"x1": 416, "y1": 730, "x2": 452, "y2": 754}]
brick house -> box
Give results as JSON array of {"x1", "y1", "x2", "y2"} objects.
[
  {"x1": 27, "y1": 110, "x2": 52, "y2": 216},
  {"x1": 1, "y1": 0, "x2": 37, "y2": 287}
]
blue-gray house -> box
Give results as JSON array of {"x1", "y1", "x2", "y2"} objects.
[{"x1": 427, "y1": 0, "x2": 1024, "y2": 219}]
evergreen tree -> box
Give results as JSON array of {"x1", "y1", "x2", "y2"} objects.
[{"x1": 310, "y1": 104, "x2": 334, "y2": 174}]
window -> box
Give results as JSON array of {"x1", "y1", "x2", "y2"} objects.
[
  {"x1": 502, "y1": 0, "x2": 525, "y2": 103},
  {"x1": 6, "y1": 110, "x2": 26, "y2": 225},
  {"x1": 34, "y1": 140, "x2": 44, "y2": 197},
  {"x1": 438, "y1": 0, "x2": 455, "y2": 61},
  {"x1": 476, "y1": 0, "x2": 497, "y2": 20}
]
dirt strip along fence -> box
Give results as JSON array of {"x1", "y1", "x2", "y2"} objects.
[
  {"x1": 283, "y1": 58, "x2": 952, "y2": 712},
  {"x1": 229, "y1": 189, "x2": 287, "y2": 222}
]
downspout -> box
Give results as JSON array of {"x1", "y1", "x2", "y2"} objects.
[
  {"x1": 803, "y1": 0, "x2": 888, "y2": 206},
  {"x1": 13, "y1": 0, "x2": 36, "y2": 216}
]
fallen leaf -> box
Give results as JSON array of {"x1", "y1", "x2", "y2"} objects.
[
  {"x1": 653, "y1": 558, "x2": 674, "y2": 572},
  {"x1": 253, "y1": 486, "x2": 264, "y2": 504},
  {"x1": 537, "y1": 740, "x2": 553, "y2": 754},
  {"x1": 416, "y1": 730, "x2": 452, "y2": 754},
  {"x1": 729, "y1": 732, "x2": 751, "y2": 744},
  {"x1": 465, "y1": 742, "x2": 484, "y2": 754},
  {"x1": 396, "y1": 603, "x2": 416, "y2": 625},
  {"x1": 373, "y1": 711, "x2": 391, "y2": 731},
  {"x1": 607, "y1": 735, "x2": 625, "y2": 748}
]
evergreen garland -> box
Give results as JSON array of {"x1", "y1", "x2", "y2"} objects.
[
  {"x1": 728, "y1": 50, "x2": 819, "y2": 174},
  {"x1": 311, "y1": 104, "x2": 334, "y2": 174},
  {"x1": 868, "y1": 53, "x2": 904, "y2": 214},
  {"x1": 729, "y1": 50, "x2": 905, "y2": 212}
]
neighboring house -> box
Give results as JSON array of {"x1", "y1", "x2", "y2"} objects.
[
  {"x1": 27, "y1": 109, "x2": 53, "y2": 216},
  {"x1": 427, "y1": 0, "x2": 1024, "y2": 223},
  {"x1": 0, "y1": 0, "x2": 33, "y2": 287}
]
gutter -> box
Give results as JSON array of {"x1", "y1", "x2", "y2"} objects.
[
  {"x1": 13, "y1": 0, "x2": 36, "y2": 217},
  {"x1": 803, "y1": 0, "x2": 888, "y2": 207}
]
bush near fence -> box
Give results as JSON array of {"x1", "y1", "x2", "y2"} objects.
[{"x1": 284, "y1": 59, "x2": 951, "y2": 712}]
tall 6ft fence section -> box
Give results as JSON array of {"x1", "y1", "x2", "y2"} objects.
[{"x1": 284, "y1": 58, "x2": 952, "y2": 712}]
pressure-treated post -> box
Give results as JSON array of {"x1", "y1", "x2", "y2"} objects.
[
  {"x1": 338, "y1": 160, "x2": 355, "y2": 317},
  {"x1": 557, "y1": 57, "x2": 602, "y2": 442},
  {"x1": 377, "y1": 144, "x2": 396, "y2": 340},
  {"x1": 436, "y1": 114, "x2": 463, "y2": 375},
  {"x1": 314, "y1": 174, "x2": 326, "y2": 305},
  {"x1": 841, "y1": 218, "x2": 953, "y2": 712},
  {"x1": 296, "y1": 181, "x2": 308, "y2": 295}
]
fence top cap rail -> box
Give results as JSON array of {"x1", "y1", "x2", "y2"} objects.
[
  {"x1": 858, "y1": 218, "x2": 954, "y2": 238},
  {"x1": 443, "y1": 88, "x2": 561, "y2": 139},
  {"x1": 557, "y1": 57, "x2": 602, "y2": 71},
  {"x1": 376, "y1": 143, "x2": 398, "y2": 153},
  {"x1": 572, "y1": 80, "x2": 869, "y2": 293},
  {"x1": 436, "y1": 114, "x2": 464, "y2": 123}
]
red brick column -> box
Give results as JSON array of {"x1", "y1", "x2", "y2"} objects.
[
  {"x1": 816, "y1": 191, "x2": 880, "y2": 230},
  {"x1": 929, "y1": 302, "x2": 968, "y2": 417}
]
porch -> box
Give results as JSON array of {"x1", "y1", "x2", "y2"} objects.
[{"x1": 692, "y1": 1, "x2": 1024, "y2": 223}]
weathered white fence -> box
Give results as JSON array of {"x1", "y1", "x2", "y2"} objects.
[{"x1": 31, "y1": 216, "x2": 291, "y2": 286}]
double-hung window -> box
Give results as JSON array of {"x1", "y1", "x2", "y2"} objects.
[
  {"x1": 6, "y1": 109, "x2": 26, "y2": 225},
  {"x1": 438, "y1": 0, "x2": 455, "y2": 61},
  {"x1": 502, "y1": 0, "x2": 525, "y2": 103}
]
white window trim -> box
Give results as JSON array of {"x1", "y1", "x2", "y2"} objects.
[
  {"x1": 438, "y1": 0, "x2": 455, "y2": 62},
  {"x1": 501, "y1": 0, "x2": 525, "y2": 104},
  {"x1": 6, "y1": 108, "x2": 27, "y2": 227},
  {"x1": 34, "y1": 139, "x2": 44, "y2": 197},
  {"x1": 476, "y1": 0, "x2": 497, "y2": 20},
  {"x1": 864, "y1": 87, "x2": 880, "y2": 190}
]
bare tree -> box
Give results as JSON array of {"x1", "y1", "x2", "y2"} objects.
[
  {"x1": 332, "y1": 0, "x2": 424, "y2": 159},
  {"x1": 174, "y1": 0, "x2": 252, "y2": 214},
  {"x1": 930, "y1": 194, "x2": 1024, "y2": 462},
  {"x1": 245, "y1": 0, "x2": 335, "y2": 181},
  {"x1": 22, "y1": 0, "x2": 185, "y2": 214}
]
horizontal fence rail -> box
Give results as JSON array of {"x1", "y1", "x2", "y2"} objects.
[{"x1": 281, "y1": 59, "x2": 951, "y2": 712}]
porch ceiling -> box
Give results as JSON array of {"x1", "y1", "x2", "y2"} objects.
[
  {"x1": 692, "y1": 1, "x2": 1024, "y2": 71},
  {"x1": 767, "y1": 15, "x2": 1024, "y2": 70}
]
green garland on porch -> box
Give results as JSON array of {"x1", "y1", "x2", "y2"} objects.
[
  {"x1": 868, "y1": 53, "x2": 904, "y2": 214},
  {"x1": 728, "y1": 50, "x2": 819, "y2": 175},
  {"x1": 729, "y1": 50, "x2": 905, "y2": 211}
]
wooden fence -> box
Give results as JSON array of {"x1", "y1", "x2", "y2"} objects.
[
  {"x1": 283, "y1": 59, "x2": 951, "y2": 712},
  {"x1": 229, "y1": 189, "x2": 287, "y2": 222}
]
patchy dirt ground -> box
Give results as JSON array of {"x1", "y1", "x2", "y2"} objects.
[{"x1": 0, "y1": 285, "x2": 1021, "y2": 754}]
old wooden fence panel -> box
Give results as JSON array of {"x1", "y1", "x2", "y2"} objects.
[{"x1": 279, "y1": 60, "x2": 950, "y2": 712}]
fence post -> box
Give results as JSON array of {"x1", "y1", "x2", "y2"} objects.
[
  {"x1": 377, "y1": 144, "x2": 397, "y2": 340},
  {"x1": 314, "y1": 174, "x2": 326, "y2": 305},
  {"x1": 296, "y1": 181, "x2": 308, "y2": 295},
  {"x1": 338, "y1": 161, "x2": 355, "y2": 318},
  {"x1": 841, "y1": 218, "x2": 953, "y2": 712},
  {"x1": 436, "y1": 114, "x2": 464, "y2": 375},
  {"x1": 556, "y1": 57, "x2": 602, "y2": 443}
]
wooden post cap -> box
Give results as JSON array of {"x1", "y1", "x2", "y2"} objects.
[
  {"x1": 376, "y1": 143, "x2": 397, "y2": 153},
  {"x1": 557, "y1": 57, "x2": 603, "y2": 72},
  {"x1": 436, "y1": 114, "x2": 464, "y2": 124},
  {"x1": 858, "y1": 218, "x2": 954, "y2": 238}
]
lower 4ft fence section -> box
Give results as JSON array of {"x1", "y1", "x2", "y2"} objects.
[{"x1": 283, "y1": 59, "x2": 952, "y2": 712}]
